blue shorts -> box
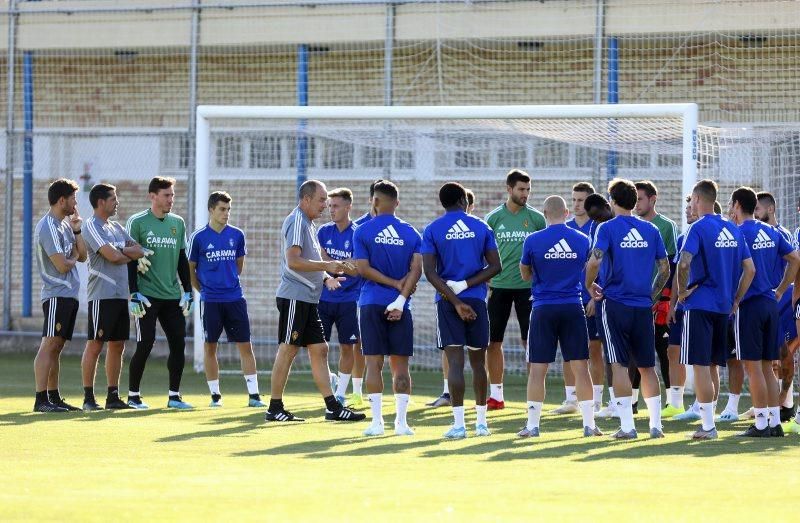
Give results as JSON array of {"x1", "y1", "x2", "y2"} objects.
[
  {"x1": 599, "y1": 298, "x2": 655, "y2": 368},
  {"x1": 668, "y1": 309, "x2": 684, "y2": 346},
  {"x1": 436, "y1": 298, "x2": 489, "y2": 349},
  {"x1": 358, "y1": 305, "x2": 413, "y2": 357},
  {"x1": 318, "y1": 300, "x2": 360, "y2": 345},
  {"x1": 777, "y1": 288, "x2": 796, "y2": 347},
  {"x1": 734, "y1": 295, "x2": 779, "y2": 361},
  {"x1": 528, "y1": 303, "x2": 589, "y2": 364},
  {"x1": 594, "y1": 302, "x2": 606, "y2": 347},
  {"x1": 583, "y1": 300, "x2": 599, "y2": 341},
  {"x1": 680, "y1": 309, "x2": 729, "y2": 366},
  {"x1": 201, "y1": 298, "x2": 251, "y2": 343}
]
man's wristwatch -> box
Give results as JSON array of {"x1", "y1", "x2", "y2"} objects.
[{"x1": 73, "y1": 229, "x2": 81, "y2": 235}]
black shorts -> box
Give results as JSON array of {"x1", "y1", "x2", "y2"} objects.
[
  {"x1": 134, "y1": 297, "x2": 186, "y2": 345},
  {"x1": 277, "y1": 297, "x2": 326, "y2": 347},
  {"x1": 42, "y1": 297, "x2": 79, "y2": 340},
  {"x1": 488, "y1": 287, "x2": 532, "y2": 343},
  {"x1": 88, "y1": 299, "x2": 130, "y2": 341}
]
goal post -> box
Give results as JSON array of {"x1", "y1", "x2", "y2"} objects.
[{"x1": 192, "y1": 103, "x2": 699, "y2": 373}]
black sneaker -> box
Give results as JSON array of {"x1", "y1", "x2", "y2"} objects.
[
  {"x1": 82, "y1": 399, "x2": 104, "y2": 412},
  {"x1": 780, "y1": 405, "x2": 796, "y2": 423},
  {"x1": 53, "y1": 397, "x2": 81, "y2": 411},
  {"x1": 736, "y1": 424, "x2": 771, "y2": 437},
  {"x1": 265, "y1": 408, "x2": 305, "y2": 422},
  {"x1": 33, "y1": 401, "x2": 68, "y2": 413},
  {"x1": 105, "y1": 396, "x2": 134, "y2": 410},
  {"x1": 325, "y1": 406, "x2": 367, "y2": 422},
  {"x1": 770, "y1": 424, "x2": 785, "y2": 437}
]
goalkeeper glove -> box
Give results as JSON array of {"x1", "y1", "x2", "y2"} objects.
[
  {"x1": 129, "y1": 292, "x2": 151, "y2": 319},
  {"x1": 446, "y1": 280, "x2": 468, "y2": 295},
  {"x1": 137, "y1": 248, "x2": 154, "y2": 274},
  {"x1": 385, "y1": 295, "x2": 407, "y2": 313},
  {"x1": 179, "y1": 291, "x2": 194, "y2": 317}
]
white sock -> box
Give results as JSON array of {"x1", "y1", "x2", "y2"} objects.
[
  {"x1": 453, "y1": 406, "x2": 465, "y2": 429},
  {"x1": 690, "y1": 399, "x2": 700, "y2": 413},
  {"x1": 794, "y1": 409, "x2": 800, "y2": 424},
  {"x1": 395, "y1": 394, "x2": 410, "y2": 427},
  {"x1": 128, "y1": 390, "x2": 140, "y2": 397},
  {"x1": 352, "y1": 378, "x2": 363, "y2": 396},
  {"x1": 755, "y1": 407, "x2": 769, "y2": 430},
  {"x1": 593, "y1": 385, "x2": 604, "y2": 405},
  {"x1": 609, "y1": 387, "x2": 616, "y2": 404},
  {"x1": 768, "y1": 406, "x2": 781, "y2": 428},
  {"x1": 335, "y1": 372, "x2": 351, "y2": 398},
  {"x1": 243, "y1": 374, "x2": 259, "y2": 395},
  {"x1": 699, "y1": 402, "x2": 715, "y2": 431},
  {"x1": 724, "y1": 393, "x2": 740, "y2": 414},
  {"x1": 615, "y1": 396, "x2": 635, "y2": 432},
  {"x1": 579, "y1": 400, "x2": 595, "y2": 429},
  {"x1": 644, "y1": 395, "x2": 662, "y2": 430},
  {"x1": 207, "y1": 379, "x2": 220, "y2": 395},
  {"x1": 490, "y1": 383, "x2": 504, "y2": 402},
  {"x1": 443, "y1": 379, "x2": 449, "y2": 395},
  {"x1": 369, "y1": 393, "x2": 383, "y2": 425},
  {"x1": 527, "y1": 401, "x2": 542, "y2": 430},
  {"x1": 632, "y1": 388, "x2": 639, "y2": 403},
  {"x1": 475, "y1": 405, "x2": 487, "y2": 427},
  {"x1": 565, "y1": 386, "x2": 577, "y2": 403},
  {"x1": 783, "y1": 382, "x2": 794, "y2": 408},
  {"x1": 668, "y1": 386, "x2": 684, "y2": 409},
  {"x1": 168, "y1": 390, "x2": 180, "y2": 397},
  {"x1": 712, "y1": 400, "x2": 718, "y2": 413}
]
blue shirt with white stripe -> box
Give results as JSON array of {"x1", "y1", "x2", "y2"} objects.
[
  {"x1": 567, "y1": 217, "x2": 594, "y2": 302},
  {"x1": 318, "y1": 221, "x2": 361, "y2": 303},
  {"x1": 521, "y1": 223, "x2": 590, "y2": 307},
  {"x1": 188, "y1": 224, "x2": 247, "y2": 302},
  {"x1": 739, "y1": 219, "x2": 793, "y2": 301},
  {"x1": 421, "y1": 210, "x2": 497, "y2": 303}
]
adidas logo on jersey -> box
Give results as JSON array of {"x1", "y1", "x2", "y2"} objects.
[
  {"x1": 446, "y1": 219, "x2": 476, "y2": 240},
  {"x1": 375, "y1": 225, "x2": 404, "y2": 245},
  {"x1": 752, "y1": 229, "x2": 776, "y2": 250},
  {"x1": 545, "y1": 239, "x2": 577, "y2": 259},
  {"x1": 326, "y1": 239, "x2": 332, "y2": 245},
  {"x1": 715, "y1": 228, "x2": 738, "y2": 248},
  {"x1": 207, "y1": 243, "x2": 214, "y2": 249},
  {"x1": 497, "y1": 224, "x2": 506, "y2": 230},
  {"x1": 620, "y1": 228, "x2": 648, "y2": 248},
  {"x1": 146, "y1": 230, "x2": 155, "y2": 236}
]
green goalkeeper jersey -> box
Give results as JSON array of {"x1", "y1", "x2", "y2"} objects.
[
  {"x1": 126, "y1": 209, "x2": 187, "y2": 300},
  {"x1": 485, "y1": 203, "x2": 546, "y2": 289}
]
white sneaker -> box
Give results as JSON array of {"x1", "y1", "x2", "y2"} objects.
[
  {"x1": 394, "y1": 424, "x2": 414, "y2": 436},
  {"x1": 363, "y1": 424, "x2": 385, "y2": 437},
  {"x1": 550, "y1": 400, "x2": 579, "y2": 414},
  {"x1": 742, "y1": 406, "x2": 755, "y2": 419},
  {"x1": 596, "y1": 404, "x2": 617, "y2": 418}
]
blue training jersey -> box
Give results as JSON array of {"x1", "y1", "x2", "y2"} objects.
[
  {"x1": 421, "y1": 210, "x2": 497, "y2": 303},
  {"x1": 675, "y1": 233, "x2": 686, "y2": 311},
  {"x1": 353, "y1": 212, "x2": 373, "y2": 226},
  {"x1": 353, "y1": 214, "x2": 421, "y2": 309},
  {"x1": 739, "y1": 220, "x2": 793, "y2": 301},
  {"x1": 592, "y1": 214, "x2": 667, "y2": 308},
  {"x1": 681, "y1": 214, "x2": 751, "y2": 314},
  {"x1": 521, "y1": 223, "x2": 591, "y2": 307},
  {"x1": 318, "y1": 221, "x2": 361, "y2": 303},
  {"x1": 188, "y1": 224, "x2": 247, "y2": 302},
  {"x1": 567, "y1": 217, "x2": 594, "y2": 302}
]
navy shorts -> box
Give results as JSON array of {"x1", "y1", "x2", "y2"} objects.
[
  {"x1": 436, "y1": 298, "x2": 489, "y2": 349},
  {"x1": 583, "y1": 300, "x2": 599, "y2": 341},
  {"x1": 680, "y1": 309, "x2": 729, "y2": 366},
  {"x1": 528, "y1": 303, "x2": 589, "y2": 364},
  {"x1": 318, "y1": 300, "x2": 360, "y2": 345},
  {"x1": 734, "y1": 295, "x2": 779, "y2": 361},
  {"x1": 599, "y1": 298, "x2": 655, "y2": 368},
  {"x1": 777, "y1": 287, "x2": 796, "y2": 347},
  {"x1": 359, "y1": 305, "x2": 413, "y2": 357},
  {"x1": 594, "y1": 302, "x2": 606, "y2": 347},
  {"x1": 201, "y1": 298, "x2": 251, "y2": 343},
  {"x1": 668, "y1": 309, "x2": 684, "y2": 346}
]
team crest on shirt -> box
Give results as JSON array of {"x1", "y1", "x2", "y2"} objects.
[
  {"x1": 523, "y1": 219, "x2": 529, "y2": 228},
  {"x1": 55, "y1": 322, "x2": 61, "y2": 332},
  {"x1": 171, "y1": 227, "x2": 177, "y2": 236},
  {"x1": 344, "y1": 240, "x2": 350, "y2": 249},
  {"x1": 291, "y1": 331, "x2": 299, "y2": 341},
  {"x1": 229, "y1": 238, "x2": 235, "y2": 247},
  {"x1": 98, "y1": 329, "x2": 104, "y2": 338}
]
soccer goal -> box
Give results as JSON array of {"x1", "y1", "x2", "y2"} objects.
[{"x1": 192, "y1": 103, "x2": 702, "y2": 375}]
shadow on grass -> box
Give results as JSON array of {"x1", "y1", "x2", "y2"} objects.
[{"x1": 0, "y1": 406, "x2": 170, "y2": 426}]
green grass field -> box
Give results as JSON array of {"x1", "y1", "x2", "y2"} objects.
[{"x1": 1, "y1": 353, "x2": 799, "y2": 522}]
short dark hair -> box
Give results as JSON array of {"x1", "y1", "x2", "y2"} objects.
[
  {"x1": 635, "y1": 180, "x2": 658, "y2": 198},
  {"x1": 373, "y1": 180, "x2": 398, "y2": 201},
  {"x1": 369, "y1": 179, "x2": 386, "y2": 198},
  {"x1": 584, "y1": 193, "x2": 609, "y2": 214},
  {"x1": 756, "y1": 191, "x2": 776, "y2": 208},
  {"x1": 208, "y1": 191, "x2": 232, "y2": 211},
  {"x1": 731, "y1": 186, "x2": 758, "y2": 215},
  {"x1": 327, "y1": 187, "x2": 353, "y2": 203},
  {"x1": 465, "y1": 188, "x2": 475, "y2": 207},
  {"x1": 713, "y1": 201, "x2": 722, "y2": 214},
  {"x1": 506, "y1": 169, "x2": 530, "y2": 188},
  {"x1": 89, "y1": 183, "x2": 116, "y2": 209},
  {"x1": 148, "y1": 176, "x2": 175, "y2": 195},
  {"x1": 299, "y1": 179, "x2": 325, "y2": 200},
  {"x1": 572, "y1": 182, "x2": 595, "y2": 195},
  {"x1": 608, "y1": 178, "x2": 637, "y2": 210},
  {"x1": 685, "y1": 194, "x2": 692, "y2": 203},
  {"x1": 693, "y1": 179, "x2": 718, "y2": 204},
  {"x1": 439, "y1": 182, "x2": 467, "y2": 209},
  {"x1": 48, "y1": 178, "x2": 80, "y2": 206}
]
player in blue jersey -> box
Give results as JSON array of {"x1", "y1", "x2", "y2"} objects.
[
  {"x1": 585, "y1": 179, "x2": 670, "y2": 439},
  {"x1": 422, "y1": 183, "x2": 501, "y2": 439},
  {"x1": 317, "y1": 187, "x2": 365, "y2": 408},
  {"x1": 556, "y1": 182, "x2": 605, "y2": 415},
  {"x1": 728, "y1": 187, "x2": 798, "y2": 437},
  {"x1": 677, "y1": 179, "x2": 755, "y2": 440},
  {"x1": 519, "y1": 195, "x2": 600, "y2": 438},
  {"x1": 188, "y1": 191, "x2": 265, "y2": 408},
  {"x1": 353, "y1": 179, "x2": 384, "y2": 226},
  {"x1": 353, "y1": 181, "x2": 423, "y2": 437}
]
